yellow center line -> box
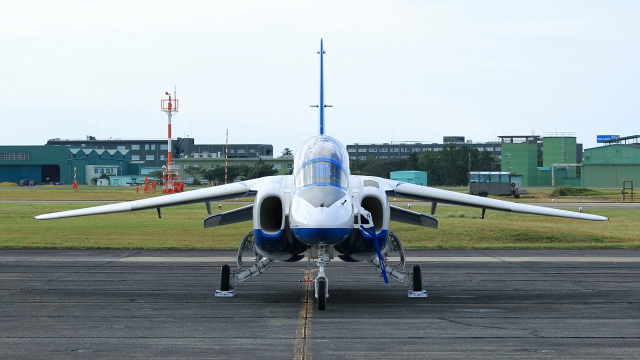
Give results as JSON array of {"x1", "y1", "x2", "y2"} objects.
[{"x1": 294, "y1": 269, "x2": 316, "y2": 360}]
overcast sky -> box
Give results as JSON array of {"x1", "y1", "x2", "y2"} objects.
[{"x1": 2, "y1": 1, "x2": 638, "y2": 155}]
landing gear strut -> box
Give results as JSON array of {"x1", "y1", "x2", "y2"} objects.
[
  {"x1": 367, "y1": 232, "x2": 428, "y2": 298},
  {"x1": 314, "y1": 245, "x2": 330, "y2": 310},
  {"x1": 216, "y1": 231, "x2": 275, "y2": 297}
]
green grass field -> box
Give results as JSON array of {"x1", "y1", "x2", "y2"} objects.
[
  {"x1": 1, "y1": 185, "x2": 631, "y2": 202},
  {"x1": 0, "y1": 198, "x2": 634, "y2": 249}
]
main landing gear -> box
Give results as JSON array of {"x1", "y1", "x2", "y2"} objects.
[
  {"x1": 215, "y1": 231, "x2": 427, "y2": 305},
  {"x1": 367, "y1": 232, "x2": 427, "y2": 297},
  {"x1": 215, "y1": 231, "x2": 275, "y2": 297}
]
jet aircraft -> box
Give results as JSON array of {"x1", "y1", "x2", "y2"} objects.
[{"x1": 35, "y1": 40, "x2": 608, "y2": 310}]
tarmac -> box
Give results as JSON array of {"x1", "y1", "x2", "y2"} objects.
[{"x1": 1, "y1": 249, "x2": 640, "y2": 359}]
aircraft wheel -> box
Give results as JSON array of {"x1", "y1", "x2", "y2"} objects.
[
  {"x1": 317, "y1": 278, "x2": 327, "y2": 311},
  {"x1": 220, "y1": 264, "x2": 231, "y2": 291},
  {"x1": 479, "y1": 191, "x2": 488, "y2": 197},
  {"x1": 412, "y1": 265, "x2": 422, "y2": 292}
]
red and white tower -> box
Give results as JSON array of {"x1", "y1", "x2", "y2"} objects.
[{"x1": 160, "y1": 91, "x2": 182, "y2": 193}]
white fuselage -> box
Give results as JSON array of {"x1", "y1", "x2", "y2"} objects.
[{"x1": 288, "y1": 135, "x2": 356, "y2": 245}]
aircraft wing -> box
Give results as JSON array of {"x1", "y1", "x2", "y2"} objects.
[
  {"x1": 34, "y1": 176, "x2": 285, "y2": 220},
  {"x1": 367, "y1": 176, "x2": 608, "y2": 221}
]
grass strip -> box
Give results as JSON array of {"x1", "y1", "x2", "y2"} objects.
[{"x1": 0, "y1": 203, "x2": 632, "y2": 250}]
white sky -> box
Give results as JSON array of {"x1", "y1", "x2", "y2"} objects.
[{"x1": 2, "y1": 0, "x2": 638, "y2": 155}]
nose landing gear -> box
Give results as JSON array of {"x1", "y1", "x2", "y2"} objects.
[{"x1": 314, "y1": 245, "x2": 330, "y2": 310}]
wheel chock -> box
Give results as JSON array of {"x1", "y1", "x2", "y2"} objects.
[
  {"x1": 215, "y1": 290, "x2": 235, "y2": 297},
  {"x1": 408, "y1": 290, "x2": 428, "y2": 298}
]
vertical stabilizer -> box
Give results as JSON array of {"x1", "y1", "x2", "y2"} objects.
[
  {"x1": 319, "y1": 39, "x2": 325, "y2": 135},
  {"x1": 312, "y1": 39, "x2": 331, "y2": 135}
]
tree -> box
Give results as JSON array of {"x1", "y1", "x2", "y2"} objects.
[
  {"x1": 478, "y1": 150, "x2": 499, "y2": 171},
  {"x1": 201, "y1": 168, "x2": 220, "y2": 185},
  {"x1": 349, "y1": 156, "x2": 407, "y2": 178},
  {"x1": 201, "y1": 165, "x2": 242, "y2": 185},
  {"x1": 184, "y1": 166, "x2": 203, "y2": 185},
  {"x1": 147, "y1": 170, "x2": 164, "y2": 179},
  {"x1": 237, "y1": 163, "x2": 251, "y2": 179},
  {"x1": 226, "y1": 165, "x2": 242, "y2": 182},
  {"x1": 407, "y1": 152, "x2": 419, "y2": 170},
  {"x1": 281, "y1": 148, "x2": 293, "y2": 158},
  {"x1": 248, "y1": 158, "x2": 278, "y2": 179},
  {"x1": 350, "y1": 146, "x2": 502, "y2": 187}
]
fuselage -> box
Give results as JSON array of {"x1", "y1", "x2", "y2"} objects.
[{"x1": 289, "y1": 135, "x2": 354, "y2": 245}]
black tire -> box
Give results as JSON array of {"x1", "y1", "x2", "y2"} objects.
[
  {"x1": 479, "y1": 191, "x2": 488, "y2": 197},
  {"x1": 220, "y1": 264, "x2": 230, "y2": 291},
  {"x1": 317, "y1": 278, "x2": 326, "y2": 311},
  {"x1": 412, "y1": 265, "x2": 422, "y2": 292}
]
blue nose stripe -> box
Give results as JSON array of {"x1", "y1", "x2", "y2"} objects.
[{"x1": 291, "y1": 227, "x2": 352, "y2": 245}]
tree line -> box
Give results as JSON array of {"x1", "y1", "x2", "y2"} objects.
[
  {"x1": 144, "y1": 144, "x2": 499, "y2": 187},
  {"x1": 350, "y1": 144, "x2": 500, "y2": 186},
  {"x1": 148, "y1": 158, "x2": 279, "y2": 185}
]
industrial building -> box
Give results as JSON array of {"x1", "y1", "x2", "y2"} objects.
[
  {"x1": 499, "y1": 133, "x2": 583, "y2": 187},
  {"x1": 0, "y1": 145, "x2": 133, "y2": 185},
  {"x1": 5, "y1": 132, "x2": 640, "y2": 189},
  {"x1": 582, "y1": 135, "x2": 640, "y2": 188},
  {"x1": 347, "y1": 137, "x2": 502, "y2": 160},
  {"x1": 46, "y1": 137, "x2": 274, "y2": 168},
  {"x1": 499, "y1": 135, "x2": 540, "y2": 186},
  {"x1": 2, "y1": 137, "x2": 276, "y2": 185}
]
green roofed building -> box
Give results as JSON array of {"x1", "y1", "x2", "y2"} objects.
[
  {"x1": 582, "y1": 136, "x2": 640, "y2": 187},
  {"x1": 499, "y1": 136, "x2": 540, "y2": 186},
  {"x1": 0, "y1": 145, "x2": 131, "y2": 185}
]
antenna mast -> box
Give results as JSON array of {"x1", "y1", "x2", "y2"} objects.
[{"x1": 161, "y1": 91, "x2": 183, "y2": 193}]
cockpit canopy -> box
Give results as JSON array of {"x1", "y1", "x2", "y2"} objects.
[{"x1": 294, "y1": 136, "x2": 350, "y2": 190}]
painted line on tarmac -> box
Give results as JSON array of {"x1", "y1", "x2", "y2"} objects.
[{"x1": 293, "y1": 269, "x2": 314, "y2": 360}]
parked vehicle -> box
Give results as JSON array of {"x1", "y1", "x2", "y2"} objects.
[{"x1": 469, "y1": 171, "x2": 520, "y2": 198}]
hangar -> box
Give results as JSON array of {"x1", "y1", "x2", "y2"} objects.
[
  {"x1": 582, "y1": 135, "x2": 640, "y2": 188},
  {"x1": 0, "y1": 146, "x2": 132, "y2": 185}
]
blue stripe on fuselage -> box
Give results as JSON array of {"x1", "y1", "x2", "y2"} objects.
[
  {"x1": 291, "y1": 227, "x2": 352, "y2": 245},
  {"x1": 254, "y1": 229, "x2": 290, "y2": 254},
  {"x1": 358, "y1": 228, "x2": 389, "y2": 253}
]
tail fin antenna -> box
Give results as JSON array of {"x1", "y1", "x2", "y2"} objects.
[{"x1": 319, "y1": 39, "x2": 325, "y2": 135}]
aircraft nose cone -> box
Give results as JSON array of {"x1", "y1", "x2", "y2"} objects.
[{"x1": 290, "y1": 193, "x2": 353, "y2": 245}]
